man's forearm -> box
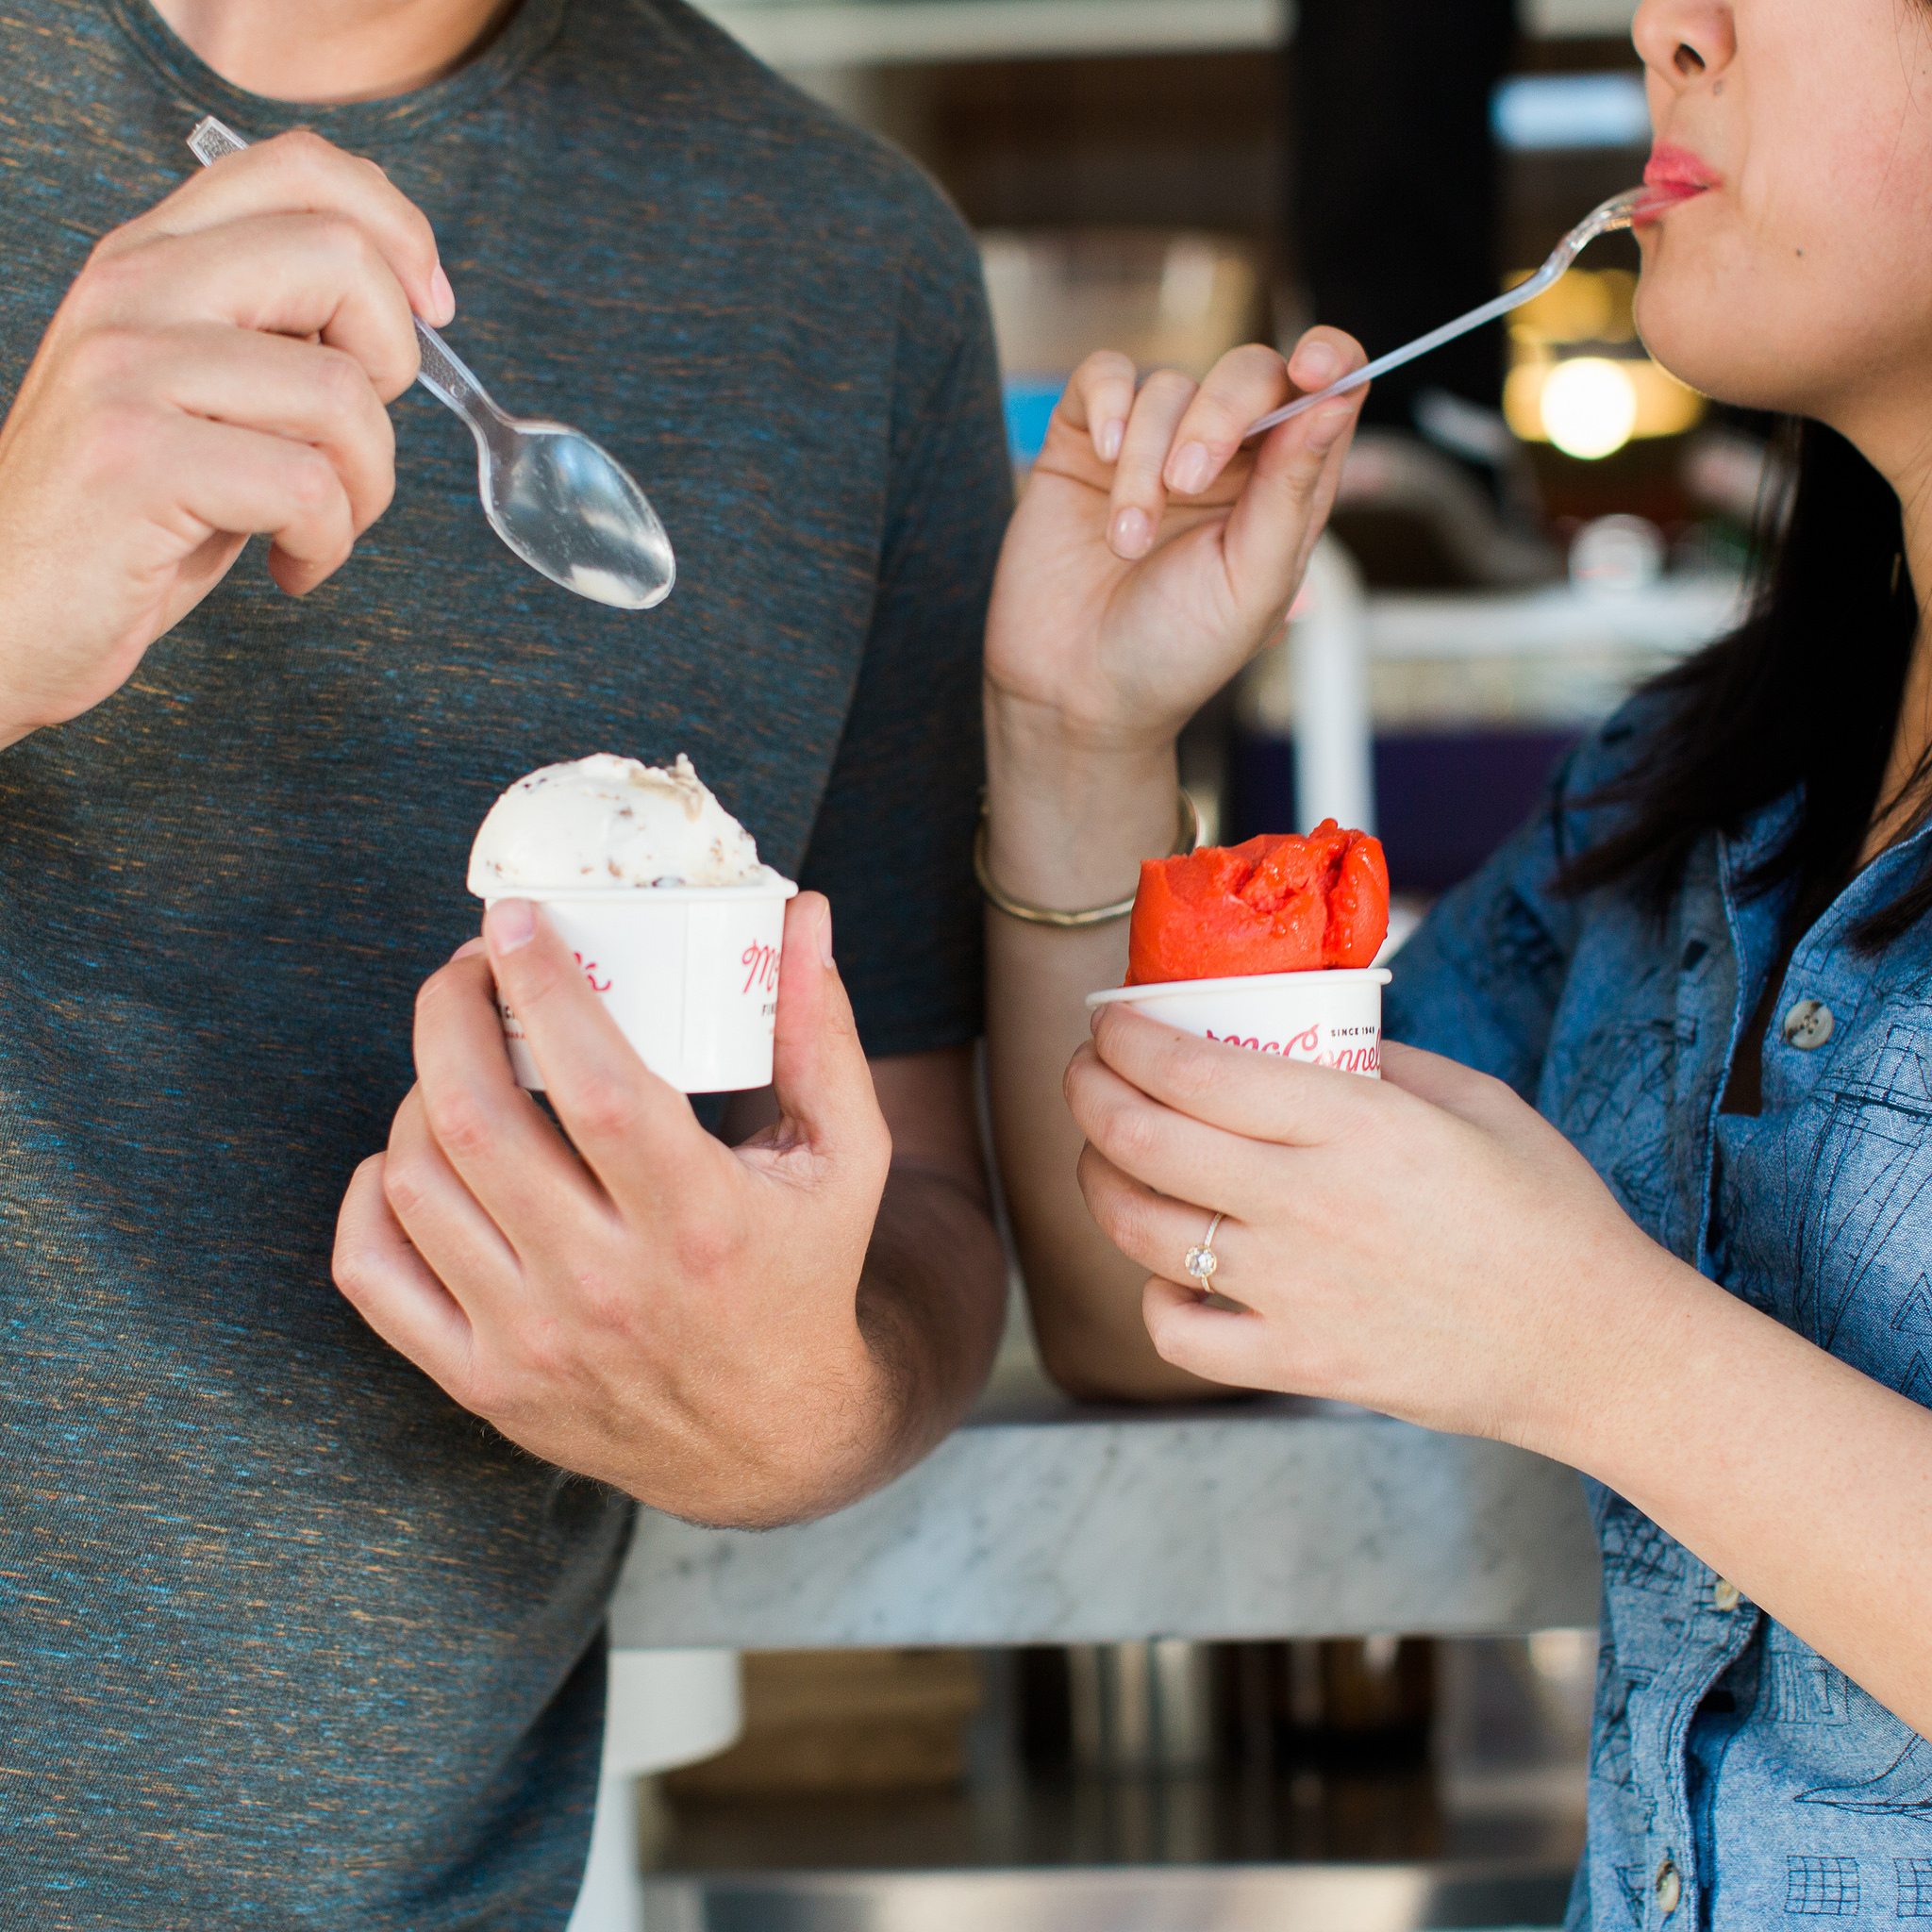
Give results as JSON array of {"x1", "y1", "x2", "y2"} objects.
[{"x1": 841, "y1": 1162, "x2": 1008, "y2": 1499}]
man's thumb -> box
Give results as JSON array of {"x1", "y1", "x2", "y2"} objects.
[{"x1": 770, "y1": 893, "x2": 882, "y2": 1155}]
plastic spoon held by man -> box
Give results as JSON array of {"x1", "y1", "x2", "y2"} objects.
[{"x1": 188, "y1": 115, "x2": 675, "y2": 611}]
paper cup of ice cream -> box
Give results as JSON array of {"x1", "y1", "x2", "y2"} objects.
[
  {"x1": 1086, "y1": 822, "x2": 1392, "y2": 1079},
  {"x1": 468, "y1": 754, "x2": 798, "y2": 1094}
]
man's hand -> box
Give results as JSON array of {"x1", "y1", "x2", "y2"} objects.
[
  {"x1": 333, "y1": 891, "x2": 934, "y2": 1529},
  {"x1": 0, "y1": 130, "x2": 452, "y2": 750}
]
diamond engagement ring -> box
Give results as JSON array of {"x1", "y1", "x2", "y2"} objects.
[{"x1": 1184, "y1": 1212, "x2": 1225, "y2": 1288}]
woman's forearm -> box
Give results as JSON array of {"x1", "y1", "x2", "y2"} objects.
[
  {"x1": 1557, "y1": 1254, "x2": 1932, "y2": 1736},
  {"x1": 983, "y1": 694, "x2": 1221, "y2": 1401}
]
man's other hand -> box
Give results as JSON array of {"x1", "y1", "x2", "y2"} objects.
[{"x1": 332, "y1": 891, "x2": 908, "y2": 1528}]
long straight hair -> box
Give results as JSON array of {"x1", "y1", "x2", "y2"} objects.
[{"x1": 1557, "y1": 422, "x2": 1926, "y2": 946}]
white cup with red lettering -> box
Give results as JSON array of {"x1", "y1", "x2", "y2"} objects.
[
  {"x1": 1086, "y1": 967, "x2": 1392, "y2": 1078},
  {"x1": 486, "y1": 871, "x2": 800, "y2": 1094}
]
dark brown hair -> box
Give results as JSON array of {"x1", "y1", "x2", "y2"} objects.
[{"x1": 1557, "y1": 420, "x2": 1925, "y2": 945}]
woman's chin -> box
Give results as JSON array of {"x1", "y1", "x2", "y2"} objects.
[{"x1": 1634, "y1": 288, "x2": 1812, "y2": 417}]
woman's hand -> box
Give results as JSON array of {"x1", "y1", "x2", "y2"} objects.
[
  {"x1": 984, "y1": 331, "x2": 1368, "y2": 758},
  {"x1": 1065, "y1": 1008, "x2": 1678, "y2": 1454}
]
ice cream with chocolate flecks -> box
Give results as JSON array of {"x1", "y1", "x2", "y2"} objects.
[{"x1": 467, "y1": 754, "x2": 766, "y2": 895}]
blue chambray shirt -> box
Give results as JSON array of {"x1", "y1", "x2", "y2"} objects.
[{"x1": 1388, "y1": 692, "x2": 1932, "y2": 1931}]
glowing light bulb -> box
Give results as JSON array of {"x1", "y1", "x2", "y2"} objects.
[{"x1": 1540, "y1": 356, "x2": 1640, "y2": 461}]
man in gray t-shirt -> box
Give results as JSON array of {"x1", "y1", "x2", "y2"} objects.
[{"x1": 0, "y1": 1, "x2": 1013, "y2": 1923}]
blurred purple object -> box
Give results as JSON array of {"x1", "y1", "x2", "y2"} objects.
[{"x1": 1233, "y1": 728, "x2": 1579, "y2": 896}]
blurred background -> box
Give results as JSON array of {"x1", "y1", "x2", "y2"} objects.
[{"x1": 575, "y1": 4, "x2": 1772, "y2": 1927}]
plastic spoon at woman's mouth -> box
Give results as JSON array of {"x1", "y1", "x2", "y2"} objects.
[{"x1": 1245, "y1": 185, "x2": 1701, "y2": 442}]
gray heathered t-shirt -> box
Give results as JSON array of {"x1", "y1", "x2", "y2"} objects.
[{"x1": 0, "y1": 3, "x2": 1010, "y2": 1924}]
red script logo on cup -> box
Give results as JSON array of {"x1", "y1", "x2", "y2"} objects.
[
  {"x1": 572, "y1": 951, "x2": 612, "y2": 995},
  {"x1": 741, "y1": 941, "x2": 781, "y2": 998},
  {"x1": 1205, "y1": 1023, "x2": 1381, "y2": 1075}
]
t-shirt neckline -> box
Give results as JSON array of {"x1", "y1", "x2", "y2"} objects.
[{"x1": 105, "y1": 0, "x2": 571, "y2": 146}]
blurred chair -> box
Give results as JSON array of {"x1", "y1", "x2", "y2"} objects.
[
  {"x1": 567, "y1": 1649, "x2": 743, "y2": 1932},
  {"x1": 1241, "y1": 531, "x2": 1749, "y2": 892},
  {"x1": 979, "y1": 229, "x2": 1263, "y2": 468}
]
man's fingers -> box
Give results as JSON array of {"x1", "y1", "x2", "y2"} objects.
[
  {"x1": 1055, "y1": 348, "x2": 1138, "y2": 464},
  {"x1": 152, "y1": 414, "x2": 358, "y2": 596},
  {"x1": 1064, "y1": 1041, "x2": 1269, "y2": 1212},
  {"x1": 479, "y1": 901, "x2": 736, "y2": 1220},
  {"x1": 1108, "y1": 370, "x2": 1198, "y2": 561},
  {"x1": 769, "y1": 894, "x2": 892, "y2": 1175},
  {"x1": 1160, "y1": 343, "x2": 1293, "y2": 499},
  {"x1": 1143, "y1": 1275, "x2": 1270, "y2": 1390},
  {"x1": 1223, "y1": 327, "x2": 1368, "y2": 607},
  {"x1": 124, "y1": 127, "x2": 452, "y2": 325},
  {"x1": 381, "y1": 1089, "x2": 523, "y2": 1318},
  {"x1": 147, "y1": 323, "x2": 397, "y2": 535},
  {"x1": 1088, "y1": 1004, "x2": 1381, "y2": 1145},
  {"x1": 411, "y1": 941, "x2": 626, "y2": 1243},
  {"x1": 333, "y1": 1154, "x2": 475, "y2": 1390},
  {"x1": 85, "y1": 213, "x2": 423, "y2": 403}
]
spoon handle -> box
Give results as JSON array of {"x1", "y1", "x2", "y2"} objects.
[
  {"x1": 185, "y1": 115, "x2": 500, "y2": 435},
  {"x1": 1241, "y1": 185, "x2": 1654, "y2": 442}
]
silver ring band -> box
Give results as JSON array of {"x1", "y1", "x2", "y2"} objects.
[{"x1": 1183, "y1": 1211, "x2": 1225, "y2": 1288}]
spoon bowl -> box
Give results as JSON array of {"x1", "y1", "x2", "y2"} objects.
[{"x1": 470, "y1": 406, "x2": 675, "y2": 611}]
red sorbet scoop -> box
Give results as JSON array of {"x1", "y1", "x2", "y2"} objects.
[{"x1": 1126, "y1": 822, "x2": 1390, "y2": 986}]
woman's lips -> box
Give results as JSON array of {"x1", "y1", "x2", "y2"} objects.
[
  {"x1": 1634, "y1": 147, "x2": 1718, "y2": 225},
  {"x1": 1631, "y1": 180, "x2": 1708, "y2": 226}
]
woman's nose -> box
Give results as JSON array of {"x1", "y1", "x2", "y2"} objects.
[{"x1": 1633, "y1": 0, "x2": 1737, "y2": 88}]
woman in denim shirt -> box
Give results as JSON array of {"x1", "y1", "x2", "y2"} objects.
[{"x1": 991, "y1": 0, "x2": 1932, "y2": 1923}]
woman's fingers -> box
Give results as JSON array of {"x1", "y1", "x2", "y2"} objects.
[
  {"x1": 1077, "y1": 1142, "x2": 1251, "y2": 1290},
  {"x1": 1057, "y1": 349, "x2": 1139, "y2": 465},
  {"x1": 1089, "y1": 1004, "x2": 1383, "y2": 1145},
  {"x1": 1159, "y1": 343, "x2": 1294, "y2": 498},
  {"x1": 1065, "y1": 1040, "x2": 1272, "y2": 1210},
  {"x1": 1223, "y1": 328, "x2": 1369, "y2": 610},
  {"x1": 1142, "y1": 1274, "x2": 1272, "y2": 1389},
  {"x1": 1108, "y1": 369, "x2": 1199, "y2": 560}
]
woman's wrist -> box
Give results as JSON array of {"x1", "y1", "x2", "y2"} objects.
[
  {"x1": 1516, "y1": 1241, "x2": 1738, "y2": 1476},
  {"x1": 984, "y1": 686, "x2": 1181, "y2": 908}
]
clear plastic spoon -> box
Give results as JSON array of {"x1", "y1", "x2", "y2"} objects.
[
  {"x1": 186, "y1": 114, "x2": 675, "y2": 611},
  {"x1": 1246, "y1": 186, "x2": 1676, "y2": 441}
]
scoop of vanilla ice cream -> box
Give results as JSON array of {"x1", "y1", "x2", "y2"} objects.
[{"x1": 467, "y1": 754, "x2": 766, "y2": 894}]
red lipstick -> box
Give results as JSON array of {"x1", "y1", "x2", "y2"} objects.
[{"x1": 1637, "y1": 142, "x2": 1719, "y2": 220}]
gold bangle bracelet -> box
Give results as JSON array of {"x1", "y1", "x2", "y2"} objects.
[{"x1": 974, "y1": 788, "x2": 1201, "y2": 928}]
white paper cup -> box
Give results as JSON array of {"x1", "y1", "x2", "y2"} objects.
[
  {"x1": 1087, "y1": 967, "x2": 1392, "y2": 1077},
  {"x1": 484, "y1": 871, "x2": 800, "y2": 1094}
]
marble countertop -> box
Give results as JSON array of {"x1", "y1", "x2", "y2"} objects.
[{"x1": 609, "y1": 1369, "x2": 1600, "y2": 1650}]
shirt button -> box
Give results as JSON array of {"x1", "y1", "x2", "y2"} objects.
[
  {"x1": 1781, "y1": 999, "x2": 1836, "y2": 1051},
  {"x1": 1656, "y1": 1855, "x2": 1683, "y2": 1916},
  {"x1": 1714, "y1": 1577, "x2": 1742, "y2": 1612}
]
